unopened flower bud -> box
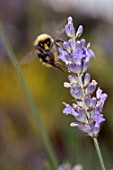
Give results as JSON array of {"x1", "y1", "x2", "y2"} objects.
[
  {"x1": 84, "y1": 73, "x2": 91, "y2": 86},
  {"x1": 87, "y1": 80, "x2": 97, "y2": 94}
]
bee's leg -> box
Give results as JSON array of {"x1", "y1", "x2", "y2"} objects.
[
  {"x1": 55, "y1": 39, "x2": 71, "y2": 55},
  {"x1": 55, "y1": 39, "x2": 64, "y2": 43},
  {"x1": 56, "y1": 61, "x2": 63, "y2": 65},
  {"x1": 53, "y1": 64, "x2": 67, "y2": 72},
  {"x1": 54, "y1": 39, "x2": 64, "y2": 47}
]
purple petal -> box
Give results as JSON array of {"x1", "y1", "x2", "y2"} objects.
[
  {"x1": 68, "y1": 74, "x2": 78, "y2": 84},
  {"x1": 100, "y1": 93, "x2": 108, "y2": 104},
  {"x1": 70, "y1": 84, "x2": 83, "y2": 99},
  {"x1": 76, "y1": 108, "x2": 87, "y2": 122},
  {"x1": 87, "y1": 80, "x2": 97, "y2": 94},
  {"x1": 57, "y1": 47, "x2": 70, "y2": 63},
  {"x1": 67, "y1": 63, "x2": 82, "y2": 74},
  {"x1": 82, "y1": 61, "x2": 89, "y2": 73},
  {"x1": 93, "y1": 126, "x2": 100, "y2": 136},
  {"x1": 63, "y1": 41, "x2": 71, "y2": 53},
  {"x1": 65, "y1": 16, "x2": 75, "y2": 37},
  {"x1": 68, "y1": 16, "x2": 73, "y2": 23},
  {"x1": 81, "y1": 39, "x2": 86, "y2": 48},
  {"x1": 90, "y1": 97, "x2": 97, "y2": 107},
  {"x1": 96, "y1": 88, "x2": 102, "y2": 99},
  {"x1": 96, "y1": 87, "x2": 108, "y2": 104},
  {"x1": 94, "y1": 112, "x2": 105, "y2": 126},
  {"x1": 76, "y1": 40, "x2": 81, "y2": 49},
  {"x1": 76, "y1": 25, "x2": 83, "y2": 38},
  {"x1": 84, "y1": 73, "x2": 91, "y2": 86},
  {"x1": 87, "y1": 125, "x2": 94, "y2": 137},
  {"x1": 68, "y1": 39, "x2": 76, "y2": 51},
  {"x1": 73, "y1": 48, "x2": 85, "y2": 62},
  {"x1": 63, "y1": 102, "x2": 78, "y2": 117},
  {"x1": 84, "y1": 46, "x2": 95, "y2": 60},
  {"x1": 84, "y1": 96, "x2": 91, "y2": 107}
]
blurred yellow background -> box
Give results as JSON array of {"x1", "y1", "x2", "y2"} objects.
[{"x1": 0, "y1": 0, "x2": 113, "y2": 170}]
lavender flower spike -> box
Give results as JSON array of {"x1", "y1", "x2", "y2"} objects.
[{"x1": 57, "y1": 17, "x2": 108, "y2": 137}]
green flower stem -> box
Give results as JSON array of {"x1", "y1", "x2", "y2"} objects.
[
  {"x1": 93, "y1": 137, "x2": 106, "y2": 170},
  {"x1": 0, "y1": 21, "x2": 59, "y2": 169},
  {"x1": 45, "y1": 161, "x2": 53, "y2": 170}
]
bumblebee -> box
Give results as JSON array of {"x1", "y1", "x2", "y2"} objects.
[{"x1": 19, "y1": 33, "x2": 66, "y2": 72}]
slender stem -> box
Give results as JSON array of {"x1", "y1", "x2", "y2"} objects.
[
  {"x1": 93, "y1": 137, "x2": 106, "y2": 170},
  {"x1": 0, "y1": 21, "x2": 59, "y2": 169},
  {"x1": 45, "y1": 161, "x2": 53, "y2": 170}
]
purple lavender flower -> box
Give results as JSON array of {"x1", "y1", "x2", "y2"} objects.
[
  {"x1": 57, "y1": 16, "x2": 108, "y2": 137},
  {"x1": 58, "y1": 24, "x2": 94, "y2": 75},
  {"x1": 58, "y1": 163, "x2": 71, "y2": 170},
  {"x1": 58, "y1": 163, "x2": 83, "y2": 170}
]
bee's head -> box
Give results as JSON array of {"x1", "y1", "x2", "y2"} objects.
[{"x1": 34, "y1": 34, "x2": 54, "y2": 51}]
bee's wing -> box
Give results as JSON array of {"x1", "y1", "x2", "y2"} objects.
[
  {"x1": 18, "y1": 50, "x2": 36, "y2": 66},
  {"x1": 55, "y1": 25, "x2": 64, "y2": 38},
  {"x1": 50, "y1": 19, "x2": 66, "y2": 39}
]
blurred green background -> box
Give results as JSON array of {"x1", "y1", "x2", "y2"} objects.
[{"x1": 0, "y1": 0, "x2": 113, "y2": 170}]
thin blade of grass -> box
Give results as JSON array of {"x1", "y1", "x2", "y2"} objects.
[{"x1": 0, "y1": 21, "x2": 59, "y2": 170}]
